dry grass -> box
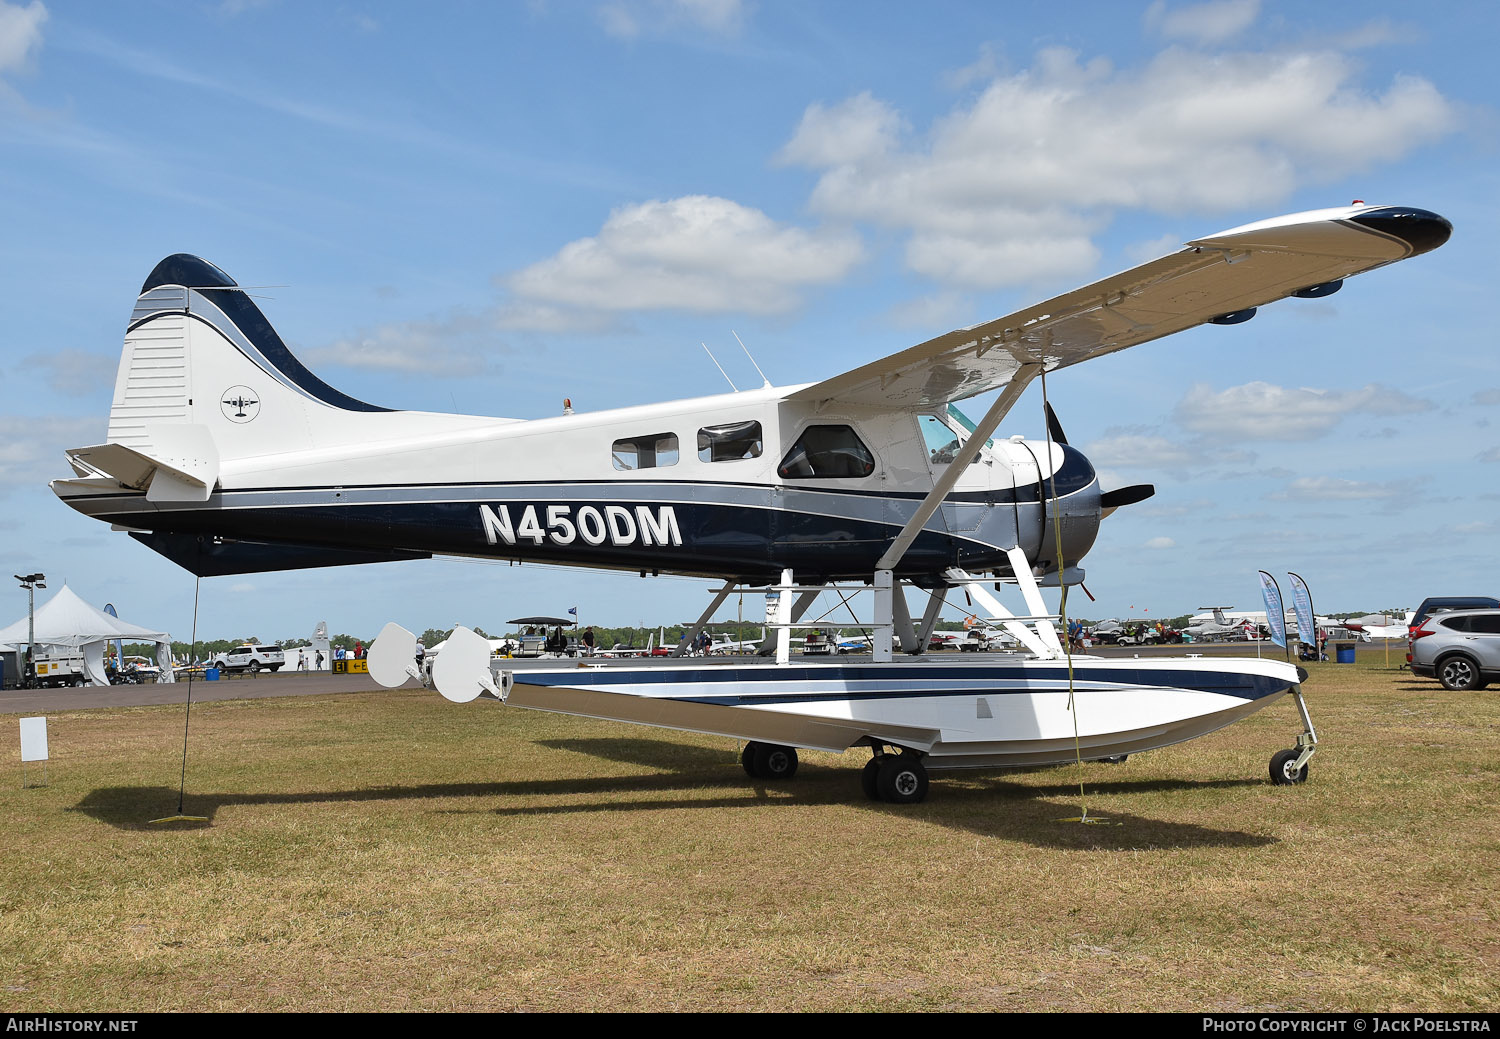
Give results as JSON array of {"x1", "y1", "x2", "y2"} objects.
[{"x1": 0, "y1": 657, "x2": 1496, "y2": 1012}]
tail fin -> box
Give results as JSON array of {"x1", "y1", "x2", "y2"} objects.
[{"x1": 105, "y1": 254, "x2": 390, "y2": 465}]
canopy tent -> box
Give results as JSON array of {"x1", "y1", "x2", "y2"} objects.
[{"x1": 0, "y1": 585, "x2": 175, "y2": 687}]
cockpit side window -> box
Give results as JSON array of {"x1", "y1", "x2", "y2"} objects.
[
  {"x1": 919, "y1": 414, "x2": 963, "y2": 465},
  {"x1": 612, "y1": 433, "x2": 679, "y2": 471},
  {"x1": 698, "y1": 421, "x2": 763, "y2": 462},
  {"x1": 777, "y1": 424, "x2": 875, "y2": 479}
]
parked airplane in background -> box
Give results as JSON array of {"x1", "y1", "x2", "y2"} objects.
[
  {"x1": 1341, "y1": 612, "x2": 1414, "y2": 639},
  {"x1": 1182, "y1": 607, "x2": 1250, "y2": 642},
  {"x1": 55, "y1": 203, "x2": 1450, "y2": 801}
]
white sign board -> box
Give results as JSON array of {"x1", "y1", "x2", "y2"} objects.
[{"x1": 19, "y1": 717, "x2": 48, "y2": 762}]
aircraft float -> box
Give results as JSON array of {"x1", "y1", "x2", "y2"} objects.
[{"x1": 53, "y1": 203, "x2": 1451, "y2": 803}]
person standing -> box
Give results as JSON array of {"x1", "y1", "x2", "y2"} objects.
[{"x1": 582, "y1": 626, "x2": 595, "y2": 656}]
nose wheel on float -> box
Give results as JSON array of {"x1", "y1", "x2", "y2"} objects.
[{"x1": 1270, "y1": 685, "x2": 1319, "y2": 786}]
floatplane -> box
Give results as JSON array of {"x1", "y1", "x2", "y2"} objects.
[{"x1": 53, "y1": 204, "x2": 1450, "y2": 803}]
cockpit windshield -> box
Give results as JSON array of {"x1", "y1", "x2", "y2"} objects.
[
  {"x1": 945, "y1": 403, "x2": 995, "y2": 449},
  {"x1": 919, "y1": 407, "x2": 993, "y2": 466}
]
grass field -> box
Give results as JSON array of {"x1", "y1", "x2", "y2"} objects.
[{"x1": 1, "y1": 657, "x2": 1496, "y2": 1012}]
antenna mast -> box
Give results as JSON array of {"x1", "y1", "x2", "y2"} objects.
[
  {"x1": 732, "y1": 331, "x2": 772, "y2": 388},
  {"x1": 702, "y1": 343, "x2": 739, "y2": 392}
]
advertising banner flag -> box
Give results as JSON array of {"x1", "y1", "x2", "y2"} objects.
[
  {"x1": 1287, "y1": 572, "x2": 1315, "y2": 647},
  {"x1": 104, "y1": 603, "x2": 123, "y2": 670},
  {"x1": 1258, "y1": 571, "x2": 1287, "y2": 649}
]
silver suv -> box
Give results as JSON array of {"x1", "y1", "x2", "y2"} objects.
[{"x1": 1408, "y1": 609, "x2": 1500, "y2": 691}]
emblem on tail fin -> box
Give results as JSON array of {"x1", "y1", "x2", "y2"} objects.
[{"x1": 220, "y1": 386, "x2": 261, "y2": 422}]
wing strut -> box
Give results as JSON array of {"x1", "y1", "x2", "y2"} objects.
[{"x1": 875, "y1": 363, "x2": 1042, "y2": 572}]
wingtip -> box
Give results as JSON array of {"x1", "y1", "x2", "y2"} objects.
[{"x1": 1347, "y1": 206, "x2": 1452, "y2": 257}]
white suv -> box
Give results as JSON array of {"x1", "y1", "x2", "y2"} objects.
[{"x1": 212, "y1": 644, "x2": 285, "y2": 674}]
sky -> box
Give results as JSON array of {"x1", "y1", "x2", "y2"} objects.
[{"x1": 1, "y1": 0, "x2": 1496, "y2": 644}]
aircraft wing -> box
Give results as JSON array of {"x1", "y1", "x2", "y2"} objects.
[{"x1": 789, "y1": 204, "x2": 1449, "y2": 410}]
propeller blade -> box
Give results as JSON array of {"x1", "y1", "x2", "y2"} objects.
[
  {"x1": 1044, "y1": 401, "x2": 1068, "y2": 446},
  {"x1": 1100, "y1": 484, "x2": 1156, "y2": 517}
]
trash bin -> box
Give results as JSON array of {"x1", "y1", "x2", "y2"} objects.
[
  {"x1": 1334, "y1": 642, "x2": 1356, "y2": 664},
  {"x1": 205, "y1": 667, "x2": 220, "y2": 681}
]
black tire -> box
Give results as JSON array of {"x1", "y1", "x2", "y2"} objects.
[
  {"x1": 1438, "y1": 655, "x2": 1481, "y2": 692},
  {"x1": 1099, "y1": 754, "x2": 1128, "y2": 764},
  {"x1": 73, "y1": 677, "x2": 85, "y2": 688},
  {"x1": 860, "y1": 758, "x2": 881, "y2": 800},
  {"x1": 1270, "y1": 748, "x2": 1308, "y2": 785},
  {"x1": 752, "y1": 743, "x2": 798, "y2": 780},
  {"x1": 270, "y1": 664, "x2": 282, "y2": 673},
  {"x1": 876, "y1": 753, "x2": 929, "y2": 804},
  {"x1": 741, "y1": 742, "x2": 761, "y2": 778},
  {"x1": 248, "y1": 662, "x2": 261, "y2": 674}
]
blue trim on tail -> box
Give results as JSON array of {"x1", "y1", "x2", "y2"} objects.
[{"x1": 139, "y1": 253, "x2": 393, "y2": 414}]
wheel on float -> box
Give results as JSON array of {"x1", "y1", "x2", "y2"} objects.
[
  {"x1": 741, "y1": 742, "x2": 761, "y2": 778},
  {"x1": 876, "y1": 753, "x2": 929, "y2": 804},
  {"x1": 752, "y1": 743, "x2": 798, "y2": 780},
  {"x1": 860, "y1": 758, "x2": 881, "y2": 800},
  {"x1": 1269, "y1": 748, "x2": 1308, "y2": 785}
]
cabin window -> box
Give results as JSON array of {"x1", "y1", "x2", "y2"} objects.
[
  {"x1": 777, "y1": 425, "x2": 875, "y2": 479},
  {"x1": 612, "y1": 433, "x2": 679, "y2": 471},
  {"x1": 698, "y1": 421, "x2": 763, "y2": 462}
]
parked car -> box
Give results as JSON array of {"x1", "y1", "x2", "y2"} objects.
[
  {"x1": 1408, "y1": 609, "x2": 1500, "y2": 691},
  {"x1": 1409, "y1": 596, "x2": 1499, "y2": 632},
  {"x1": 211, "y1": 644, "x2": 285, "y2": 673}
]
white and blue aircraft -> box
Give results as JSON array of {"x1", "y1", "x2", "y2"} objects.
[{"x1": 53, "y1": 203, "x2": 1450, "y2": 802}]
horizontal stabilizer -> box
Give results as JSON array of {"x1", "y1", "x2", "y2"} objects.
[
  {"x1": 67, "y1": 424, "x2": 219, "y2": 503},
  {"x1": 129, "y1": 531, "x2": 431, "y2": 577}
]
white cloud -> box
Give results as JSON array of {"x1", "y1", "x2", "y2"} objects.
[
  {"x1": 778, "y1": 92, "x2": 907, "y2": 168},
  {"x1": 1473, "y1": 388, "x2": 1500, "y2": 406},
  {"x1": 306, "y1": 316, "x2": 501, "y2": 376},
  {"x1": 23, "y1": 350, "x2": 117, "y2": 394},
  {"x1": 0, "y1": 0, "x2": 46, "y2": 75},
  {"x1": 1125, "y1": 232, "x2": 1183, "y2": 265},
  {"x1": 1081, "y1": 433, "x2": 1237, "y2": 469},
  {"x1": 0, "y1": 416, "x2": 100, "y2": 493},
  {"x1": 881, "y1": 291, "x2": 972, "y2": 331},
  {"x1": 1144, "y1": 536, "x2": 1177, "y2": 549},
  {"x1": 1269, "y1": 475, "x2": 1424, "y2": 502},
  {"x1": 597, "y1": 0, "x2": 745, "y2": 40},
  {"x1": 779, "y1": 37, "x2": 1456, "y2": 289},
  {"x1": 1174, "y1": 381, "x2": 1432, "y2": 441},
  {"x1": 505, "y1": 195, "x2": 863, "y2": 315},
  {"x1": 1145, "y1": 0, "x2": 1260, "y2": 45}
]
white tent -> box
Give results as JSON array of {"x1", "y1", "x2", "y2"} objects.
[{"x1": 0, "y1": 586, "x2": 175, "y2": 687}]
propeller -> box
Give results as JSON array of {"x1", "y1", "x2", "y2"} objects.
[
  {"x1": 1043, "y1": 399, "x2": 1153, "y2": 516},
  {"x1": 1044, "y1": 401, "x2": 1068, "y2": 445},
  {"x1": 1100, "y1": 484, "x2": 1156, "y2": 517}
]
